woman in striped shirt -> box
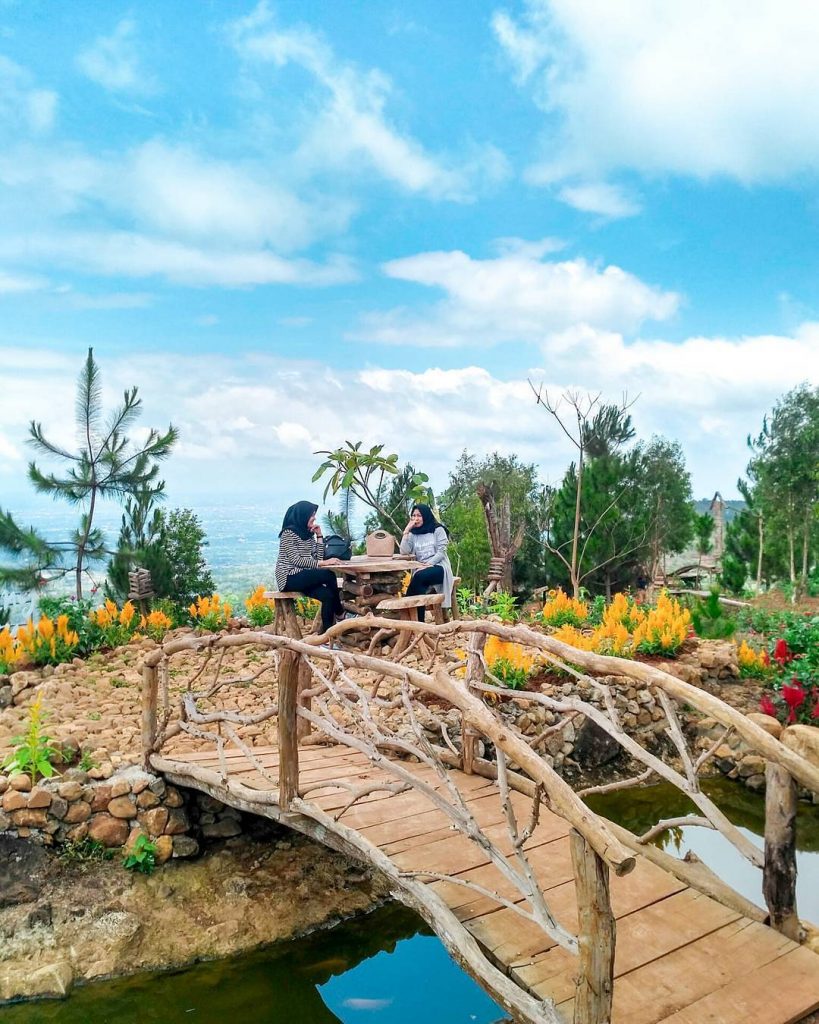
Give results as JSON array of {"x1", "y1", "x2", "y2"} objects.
[{"x1": 275, "y1": 500, "x2": 343, "y2": 633}]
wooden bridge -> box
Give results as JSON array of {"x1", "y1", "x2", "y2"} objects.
[{"x1": 141, "y1": 616, "x2": 819, "y2": 1024}]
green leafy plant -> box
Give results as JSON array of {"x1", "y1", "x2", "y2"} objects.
[
  {"x1": 294, "y1": 595, "x2": 319, "y2": 619},
  {"x1": 689, "y1": 589, "x2": 736, "y2": 640},
  {"x1": 79, "y1": 750, "x2": 99, "y2": 772},
  {"x1": 487, "y1": 590, "x2": 518, "y2": 622},
  {"x1": 59, "y1": 836, "x2": 113, "y2": 865},
  {"x1": 586, "y1": 594, "x2": 607, "y2": 626},
  {"x1": 2, "y1": 694, "x2": 60, "y2": 783},
  {"x1": 488, "y1": 656, "x2": 529, "y2": 690},
  {"x1": 123, "y1": 833, "x2": 158, "y2": 874},
  {"x1": 456, "y1": 586, "x2": 479, "y2": 617}
]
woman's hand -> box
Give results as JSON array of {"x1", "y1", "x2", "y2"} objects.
[
  {"x1": 319, "y1": 558, "x2": 342, "y2": 567},
  {"x1": 311, "y1": 523, "x2": 323, "y2": 538}
]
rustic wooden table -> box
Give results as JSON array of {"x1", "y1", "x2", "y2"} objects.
[{"x1": 329, "y1": 554, "x2": 425, "y2": 616}]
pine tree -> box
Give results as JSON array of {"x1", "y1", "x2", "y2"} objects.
[{"x1": 27, "y1": 348, "x2": 178, "y2": 599}]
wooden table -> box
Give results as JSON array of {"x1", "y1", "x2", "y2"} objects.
[{"x1": 329, "y1": 555, "x2": 425, "y2": 616}]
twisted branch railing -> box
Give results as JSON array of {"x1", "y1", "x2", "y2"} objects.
[{"x1": 142, "y1": 616, "x2": 819, "y2": 1024}]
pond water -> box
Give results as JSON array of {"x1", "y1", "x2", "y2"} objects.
[{"x1": 3, "y1": 780, "x2": 817, "y2": 1024}]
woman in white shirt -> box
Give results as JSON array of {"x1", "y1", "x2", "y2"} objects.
[{"x1": 399, "y1": 503, "x2": 454, "y2": 622}]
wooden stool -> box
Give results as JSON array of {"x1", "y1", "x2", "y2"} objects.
[
  {"x1": 263, "y1": 592, "x2": 322, "y2": 639},
  {"x1": 376, "y1": 593, "x2": 445, "y2": 660}
]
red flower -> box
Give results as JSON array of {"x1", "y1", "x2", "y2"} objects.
[
  {"x1": 759, "y1": 694, "x2": 777, "y2": 718},
  {"x1": 781, "y1": 681, "x2": 806, "y2": 723},
  {"x1": 812, "y1": 700, "x2": 819, "y2": 720},
  {"x1": 773, "y1": 639, "x2": 793, "y2": 666}
]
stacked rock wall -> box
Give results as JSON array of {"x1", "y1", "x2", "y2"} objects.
[{"x1": 0, "y1": 765, "x2": 245, "y2": 859}]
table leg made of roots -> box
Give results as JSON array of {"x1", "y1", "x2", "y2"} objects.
[{"x1": 333, "y1": 555, "x2": 425, "y2": 616}]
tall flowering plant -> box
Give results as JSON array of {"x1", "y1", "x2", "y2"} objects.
[
  {"x1": 245, "y1": 586, "x2": 275, "y2": 627},
  {"x1": 189, "y1": 594, "x2": 232, "y2": 632}
]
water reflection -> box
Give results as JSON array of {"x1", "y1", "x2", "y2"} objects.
[
  {"x1": 587, "y1": 777, "x2": 819, "y2": 923},
  {"x1": 0, "y1": 904, "x2": 502, "y2": 1024}
]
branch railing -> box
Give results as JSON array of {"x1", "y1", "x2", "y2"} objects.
[{"x1": 141, "y1": 616, "x2": 819, "y2": 1024}]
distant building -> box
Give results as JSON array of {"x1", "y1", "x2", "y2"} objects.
[{"x1": 661, "y1": 492, "x2": 745, "y2": 585}]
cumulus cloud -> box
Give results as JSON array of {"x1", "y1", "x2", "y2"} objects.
[
  {"x1": 355, "y1": 246, "x2": 678, "y2": 346},
  {"x1": 0, "y1": 270, "x2": 46, "y2": 294},
  {"x1": 494, "y1": 0, "x2": 819, "y2": 185},
  {"x1": 228, "y1": 3, "x2": 504, "y2": 200},
  {"x1": 76, "y1": 17, "x2": 154, "y2": 93}
]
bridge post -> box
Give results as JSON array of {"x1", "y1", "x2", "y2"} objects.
[
  {"x1": 571, "y1": 829, "x2": 615, "y2": 1024},
  {"x1": 277, "y1": 650, "x2": 300, "y2": 808},
  {"x1": 462, "y1": 632, "x2": 486, "y2": 775},
  {"x1": 763, "y1": 762, "x2": 800, "y2": 941},
  {"x1": 141, "y1": 662, "x2": 158, "y2": 770}
]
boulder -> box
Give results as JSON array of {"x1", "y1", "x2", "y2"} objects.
[
  {"x1": 2, "y1": 789, "x2": 28, "y2": 812},
  {"x1": 10, "y1": 808, "x2": 48, "y2": 828},
  {"x1": 9, "y1": 773, "x2": 31, "y2": 793},
  {"x1": 780, "y1": 724, "x2": 819, "y2": 770},
  {"x1": 63, "y1": 800, "x2": 92, "y2": 824},
  {"x1": 27, "y1": 787, "x2": 52, "y2": 809},
  {"x1": 107, "y1": 796, "x2": 138, "y2": 819},
  {"x1": 746, "y1": 712, "x2": 783, "y2": 740},
  {"x1": 572, "y1": 719, "x2": 622, "y2": 768},
  {"x1": 87, "y1": 813, "x2": 129, "y2": 848}
]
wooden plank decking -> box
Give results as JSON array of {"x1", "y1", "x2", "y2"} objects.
[{"x1": 152, "y1": 743, "x2": 819, "y2": 1024}]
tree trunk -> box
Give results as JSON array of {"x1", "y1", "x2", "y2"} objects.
[
  {"x1": 756, "y1": 514, "x2": 764, "y2": 594},
  {"x1": 799, "y1": 511, "x2": 810, "y2": 596},
  {"x1": 75, "y1": 487, "x2": 97, "y2": 601},
  {"x1": 604, "y1": 570, "x2": 612, "y2": 604},
  {"x1": 571, "y1": 450, "x2": 584, "y2": 599}
]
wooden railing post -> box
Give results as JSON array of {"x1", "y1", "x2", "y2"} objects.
[
  {"x1": 277, "y1": 650, "x2": 300, "y2": 809},
  {"x1": 763, "y1": 762, "x2": 800, "y2": 941},
  {"x1": 141, "y1": 662, "x2": 158, "y2": 770},
  {"x1": 571, "y1": 828, "x2": 615, "y2": 1024},
  {"x1": 462, "y1": 632, "x2": 486, "y2": 775}
]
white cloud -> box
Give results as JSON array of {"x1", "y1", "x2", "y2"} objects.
[
  {"x1": 0, "y1": 56, "x2": 57, "y2": 135},
  {"x1": 494, "y1": 0, "x2": 819, "y2": 184},
  {"x1": 76, "y1": 17, "x2": 153, "y2": 94},
  {"x1": 0, "y1": 231, "x2": 356, "y2": 288},
  {"x1": 556, "y1": 182, "x2": 641, "y2": 218},
  {"x1": 0, "y1": 337, "x2": 815, "y2": 502},
  {"x1": 228, "y1": 4, "x2": 501, "y2": 200},
  {"x1": 121, "y1": 140, "x2": 349, "y2": 251},
  {"x1": 0, "y1": 270, "x2": 46, "y2": 294},
  {"x1": 355, "y1": 246, "x2": 678, "y2": 346}
]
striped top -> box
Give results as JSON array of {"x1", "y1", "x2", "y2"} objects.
[{"x1": 275, "y1": 530, "x2": 325, "y2": 591}]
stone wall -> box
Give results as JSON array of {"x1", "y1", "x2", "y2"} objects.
[
  {"x1": 694, "y1": 717, "x2": 819, "y2": 801},
  {"x1": 0, "y1": 765, "x2": 245, "y2": 859}
]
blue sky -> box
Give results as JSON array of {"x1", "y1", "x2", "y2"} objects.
[{"x1": 1, "y1": 0, "x2": 818, "y2": 514}]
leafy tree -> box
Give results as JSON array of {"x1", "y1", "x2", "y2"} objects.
[
  {"x1": 637, "y1": 437, "x2": 694, "y2": 582},
  {"x1": 322, "y1": 488, "x2": 355, "y2": 541},
  {"x1": 747, "y1": 383, "x2": 819, "y2": 595},
  {"x1": 27, "y1": 348, "x2": 178, "y2": 599},
  {"x1": 154, "y1": 509, "x2": 214, "y2": 608},
  {"x1": 313, "y1": 442, "x2": 429, "y2": 536},
  {"x1": 440, "y1": 451, "x2": 546, "y2": 593},
  {"x1": 532, "y1": 386, "x2": 637, "y2": 597}
]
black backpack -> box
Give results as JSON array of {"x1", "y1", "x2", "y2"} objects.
[{"x1": 323, "y1": 534, "x2": 352, "y2": 560}]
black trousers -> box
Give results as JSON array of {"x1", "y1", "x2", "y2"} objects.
[
  {"x1": 286, "y1": 568, "x2": 343, "y2": 633},
  {"x1": 406, "y1": 564, "x2": 444, "y2": 621}
]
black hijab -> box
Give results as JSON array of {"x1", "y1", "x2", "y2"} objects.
[
  {"x1": 409, "y1": 503, "x2": 445, "y2": 535},
  {"x1": 279, "y1": 500, "x2": 318, "y2": 540}
]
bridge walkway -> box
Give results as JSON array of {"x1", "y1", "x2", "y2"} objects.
[{"x1": 152, "y1": 742, "x2": 819, "y2": 1024}]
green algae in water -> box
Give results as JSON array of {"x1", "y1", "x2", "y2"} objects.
[{"x1": 0, "y1": 903, "x2": 502, "y2": 1024}]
